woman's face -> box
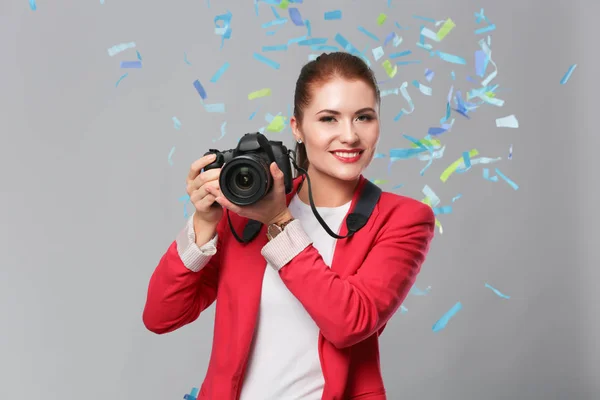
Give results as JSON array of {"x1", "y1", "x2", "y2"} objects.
[{"x1": 291, "y1": 77, "x2": 380, "y2": 183}]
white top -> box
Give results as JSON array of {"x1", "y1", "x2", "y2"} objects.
[{"x1": 238, "y1": 193, "x2": 352, "y2": 400}]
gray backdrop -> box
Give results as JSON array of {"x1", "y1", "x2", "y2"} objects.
[{"x1": 1, "y1": 0, "x2": 598, "y2": 399}]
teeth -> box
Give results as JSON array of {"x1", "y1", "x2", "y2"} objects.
[{"x1": 333, "y1": 152, "x2": 360, "y2": 158}]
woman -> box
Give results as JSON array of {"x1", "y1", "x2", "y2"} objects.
[{"x1": 143, "y1": 52, "x2": 435, "y2": 400}]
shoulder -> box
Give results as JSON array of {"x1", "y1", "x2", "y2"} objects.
[{"x1": 376, "y1": 191, "x2": 435, "y2": 229}]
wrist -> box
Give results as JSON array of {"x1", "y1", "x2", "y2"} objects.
[{"x1": 268, "y1": 209, "x2": 293, "y2": 226}]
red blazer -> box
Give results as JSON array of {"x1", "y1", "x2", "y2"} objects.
[{"x1": 143, "y1": 174, "x2": 435, "y2": 399}]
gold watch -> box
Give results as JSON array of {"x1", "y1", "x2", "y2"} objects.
[{"x1": 266, "y1": 218, "x2": 295, "y2": 241}]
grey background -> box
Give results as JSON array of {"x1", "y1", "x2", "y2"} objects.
[{"x1": 1, "y1": 0, "x2": 598, "y2": 399}]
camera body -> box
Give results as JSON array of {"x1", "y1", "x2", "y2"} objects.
[{"x1": 203, "y1": 132, "x2": 294, "y2": 206}]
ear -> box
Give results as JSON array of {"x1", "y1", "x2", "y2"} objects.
[{"x1": 290, "y1": 116, "x2": 303, "y2": 142}]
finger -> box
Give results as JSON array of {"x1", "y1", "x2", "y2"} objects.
[
  {"x1": 187, "y1": 153, "x2": 217, "y2": 183},
  {"x1": 270, "y1": 162, "x2": 284, "y2": 191},
  {"x1": 214, "y1": 195, "x2": 242, "y2": 214},
  {"x1": 194, "y1": 193, "x2": 220, "y2": 213},
  {"x1": 189, "y1": 168, "x2": 221, "y2": 193}
]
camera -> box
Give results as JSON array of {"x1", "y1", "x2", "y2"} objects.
[{"x1": 203, "y1": 133, "x2": 294, "y2": 206}]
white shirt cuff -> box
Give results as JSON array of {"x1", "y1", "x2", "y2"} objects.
[{"x1": 176, "y1": 215, "x2": 218, "y2": 272}]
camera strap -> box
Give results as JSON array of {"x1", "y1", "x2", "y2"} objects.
[{"x1": 228, "y1": 163, "x2": 381, "y2": 244}]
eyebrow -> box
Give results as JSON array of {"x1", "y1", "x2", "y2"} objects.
[{"x1": 316, "y1": 107, "x2": 377, "y2": 116}]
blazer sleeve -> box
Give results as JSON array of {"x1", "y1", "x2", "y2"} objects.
[
  {"x1": 142, "y1": 213, "x2": 225, "y2": 334},
  {"x1": 261, "y1": 200, "x2": 435, "y2": 349}
]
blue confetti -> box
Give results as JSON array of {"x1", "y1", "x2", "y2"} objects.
[
  {"x1": 213, "y1": 121, "x2": 227, "y2": 142},
  {"x1": 357, "y1": 26, "x2": 380, "y2": 42},
  {"x1": 115, "y1": 73, "x2": 128, "y2": 87},
  {"x1": 495, "y1": 168, "x2": 519, "y2": 190},
  {"x1": 396, "y1": 60, "x2": 421, "y2": 66},
  {"x1": 29, "y1": 0, "x2": 37, "y2": 10},
  {"x1": 410, "y1": 285, "x2": 431, "y2": 296},
  {"x1": 210, "y1": 62, "x2": 230, "y2": 82},
  {"x1": 432, "y1": 302, "x2": 462, "y2": 332},
  {"x1": 271, "y1": 5, "x2": 280, "y2": 19},
  {"x1": 193, "y1": 80, "x2": 207, "y2": 99},
  {"x1": 305, "y1": 19, "x2": 312, "y2": 36},
  {"x1": 324, "y1": 10, "x2": 342, "y2": 20},
  {"x1": 560, "y1": 64, "x2": 577, "y2": 85},
  {"x1": 475, "y1": 24, "x2": 496, "y2": 35},
  {"x1": 288, "y1": 8, "x2": 304, "y2": 26},
  {"x1": 136, "y1": 50, "x2": 142, "y2": 61},
  {"x1": 432, "y1": 206, "x2": 452, "y2": 216},
  {"x1": 184, "y1": 52, "x2": 192, "y2": 65},
  {"x1": 451, "y1": 194, "x2": 462, "y2": 202},
  {"x1": 311, "y1": 45, "x2": 338, "y2": 51},
  {"x1": 253, "y1": 52, "x2": 280, "y2": 69},
  {"x1": 214, "y1": 10, "x2": 233, "y2": 49},
  {"x1": 412, "y1": 15, "x2": 436, "y2": 23},
  {"x1": 482, "y1": 168, "x2": 498, "y2": 182},
  {"x1": 485, "y1": 283, "x2": 511, "y2": 299},
  {"x1": 262, "y1": 18, "x2": 288, "y2": 28},
  {"x1": 120, "y1": 61, "x2": 142, "y2": 68},
  {"x1": 204, "y1": 103, "x2": 225, "y2": 113},
  {"x1": 437, "y1": 51, "x2": 467, "y2": 65},
  {"x1": 172, "y1": 117, "x2": 181, "y2": 130},
  {"x1": 297, "y1": 38, "x2": 327, "y2": 46},
  {"x1": 383, "y1": 32, "x2": 396, "y2": 46},
  {"x1": 262, "y1": 44, "x2": 288, "y2": 51}
]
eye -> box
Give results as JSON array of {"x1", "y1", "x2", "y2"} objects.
[
  {"x1": 356, "y1": 114, "x2": 374, "y2": 122},
  {"x1": 319, "y1": 116, "x2": 336, "y2": 123}
]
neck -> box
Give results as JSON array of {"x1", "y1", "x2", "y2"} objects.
[{"x1": 297, "y1": 166, "x2": 360, "y2": 207}]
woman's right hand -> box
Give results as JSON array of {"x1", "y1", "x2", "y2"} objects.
[{"x1": 186, "y1": 154, "x2": 223, "y2": 225}]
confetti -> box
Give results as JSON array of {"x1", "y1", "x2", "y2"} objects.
[
  {"x1": 288, "y1": 8, "x2": 304, "y2": 26},
  {"x1": 495, "y1": 114, "x2": 519, "y2": 128},
  {"x1": 168, "y1": 147, "x2": 175, "y2": 166},
  {"x1": 382, "y1": 60, "x2": 398, "y2": 78},
  {"x1": 136, "y1": 50, "x2": 142, "y2": 61},
  {"x1": 560, "y1": 64, "x2": 577, "y2": 84},
  {"x1": 377, "y1": 13, "x2": 388, "y2": 26},
  {"x1": 262, "y1": 44, "x2": 288, "y2": 51},
  {"x1": 279, "y1": 0, "x2": 289, "y2": 9},
  {"x1": 115, "y1": 73, "x2": 128, "y2": 87},
  {"x1": 324, "y1": 10, "x2": 341, "y2": 20},
  {"x1": 392, "y1": 81, "x2": 415, "y2": 120},
  {"x1": 203, "y1": 103, "x2": 225, "y2": 113},
  {"x1": 172, "y1": 117, "x2": 181, "y2": 130},
  {"x1": 213, "y1": 121, "x2": 227, "y2": 142},
  {"x1": 440, "y1": 149, "x2": 479, "y2": 182},
  {"x1": 253, "y1": 52, "x2": 280, "y2": 69},
  {"x1": 494, "y1": 168, "x2": 519, "y2": 190},
  {"x1": 262, "y1": 18, "x2": 288, "y2": 28},
  {"x1": 436, "y1": 18, "x2": 456, "y2": 40},
  {"x1": 412, "y1": 80, "x2": 432, "y2": 96},
  {"x1": 120, "y1": 61, "x2": 142, "y2": 68},
  {"x1": 475, "y1": 24, "x2": 496, "y2": 34},
  {"x1": 425, "y1": 68, "x2": 435, "y2": 82},
  {"x1": 432, "y1": 206, "x2": 452, "y2": 215},
  {"x1": 298, "y1": 38, "x2": 328, "y2": 46},
  {"x1": 452, "y1": 194, "x2": 462, "y2": 202},
  {"x1": 372, "y1": 46, "x2": 384, "y2": 61},
  {"x1": 432, "y1": 302, "x2": 462, "y2": 332},
  {"x1": 184, "y1": 387, "x2": 200, "y2": 400},
  {"x1": 437, "y1": 51, "x2": 467, "y2": 65},
  {"x1": 508, "y1": 144, "x2": 513, "y2": 159},
  {"x1": 193, "y1": 80, "x2": 207, "y2": 100},
  {"x1": 483, "y1": 168, "x2": 498, "y2": 182},
  {"x1": 184, "y1": 52, "x2": 192, "y2": 65},
  {"x1": 214, "y1": 10, "x2": 233, "y2": 48},
  {"x1": 422, "y1": 185, "x2": 440, "y2": 206},
  {"x1": 413, "y1": 15, "x2": 435, "y2": 23},
  {"x1": 210, "y1": 62, "x2": 230, "y2": 82},
  {"x1": 358, "y1": 26, "x2": 380, "y2": 42},
  {"x1": 485, "y1": 283, "x2": 511, "y2": 299},
  {"x1": 107, "y1": 42, "x2": 136, "y2": 57},
  {"x1": 390, "y1": 50, "x2": 411, "y2": 58},
  {"x1": 248, "y1": 88, "x2": 272, "y2": 100},
  {"x1": 383, "y1": 32, "x2": 396, "y2": 46},
  {"x1": 266, "y1": 115, "x2": 286, "y2": 132},
  {"x1": 410, "y1": 285, "x2": 431, "y2": 296}
]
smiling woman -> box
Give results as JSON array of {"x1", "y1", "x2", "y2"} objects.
[{"x1": 143, "y1": 51, "x2": 435, "y2": 400}]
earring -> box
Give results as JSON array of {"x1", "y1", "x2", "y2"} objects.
[{"x1": 297, "y1": 138, "x2": 303, "y2": 144}]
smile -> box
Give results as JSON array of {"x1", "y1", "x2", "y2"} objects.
[{"x1": 329, "y1": 150, "x2": 364, "y2": 163}]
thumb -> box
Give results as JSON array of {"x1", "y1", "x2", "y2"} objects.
[{"x1": 271, "y1": 162, "x2": 284, "y2": 187}]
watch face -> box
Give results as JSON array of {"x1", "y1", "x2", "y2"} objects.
[{"x1": 268, "y1": 224, "x2": 282, "y2": 238}]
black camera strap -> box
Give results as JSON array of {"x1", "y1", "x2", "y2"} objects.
[{"x1": 227, "y1": 151, "x2": 381, "y2": 244}]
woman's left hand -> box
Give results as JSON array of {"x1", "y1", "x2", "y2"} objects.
[{"x1": 213, "y1": 162, "x2": 292, "y2": 226}]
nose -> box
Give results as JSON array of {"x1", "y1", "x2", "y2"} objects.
[{"x1": 339, "y1": 120, "x2": 360, "y2": 144}]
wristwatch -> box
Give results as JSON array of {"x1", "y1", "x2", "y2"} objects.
[{"x1": 266, "y1": 217, "x2": 295, "y2": 241}]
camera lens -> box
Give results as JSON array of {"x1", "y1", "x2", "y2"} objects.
[
  {"x1": 233, "y1": 167, "x2": 254, "y2": 191},
  {"x1": 220, "y1": 155, "x2": 271, "y2": 206}
]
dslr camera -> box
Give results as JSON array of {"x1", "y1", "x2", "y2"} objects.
[{"x1": 203, "y1": 132, "x2": 294, "y2": 206}]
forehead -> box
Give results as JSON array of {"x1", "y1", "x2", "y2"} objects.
[{"x1": 307, "y1": 77, "x2": 378, "y2": 111}]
